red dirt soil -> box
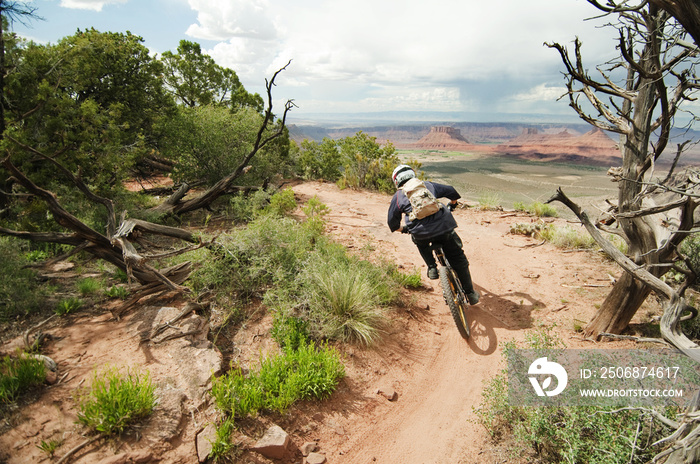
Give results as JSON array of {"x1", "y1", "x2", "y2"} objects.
[{"x1": 0, "y1": 180, "x2": 647, "y2": 464}]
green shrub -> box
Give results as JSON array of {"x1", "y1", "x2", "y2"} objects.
[
  {"x1": 55, "y1": 297, "x2": 83, "y2": 316},
  {"x1": 295, "y1": 137, "x2": 343, "y2": 181},
  {"x1": 186, "y1": 215, "x2": 319, "y2": 298},
  {"x1": 271, "y1": 312, "x2": 310, "y2": 351},
  {"x1": 77, "y1": 277, "x2": 102, "y2": 296},
  {"x1": 301, "y1": 195, "x2": 330, "y2": 236},
  {"x1": 0, "y1": 354, "x2": 46, "y2": 404},
  {"x1": 226, "y1": 188, "x2": 276, "y2": 224},
  {"x1": 212, "y1": 339, "x2": 345, "y2": 418},
  {"x1": 263, "y1": 188, "x2": 297, "y2": 217},
  {"x1": 76, "y1": 366, "x2": 156, "y2": 435},
  {"x1": 0, "y1": 237, "x2": 47, "y2": 321},
  {"x1": 473, "y1": 327, "x2": 675, "y2": 464},
  {"x1": 295, "y1": 132, "x2": 402, "y2": 193}
]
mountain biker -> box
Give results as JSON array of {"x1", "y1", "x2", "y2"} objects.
[{"x1": 387, "y1": 165, "x2": 479, "y2": 305}]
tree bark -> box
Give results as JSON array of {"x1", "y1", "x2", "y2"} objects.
[{"x1": 583, "y1": 272, "x2": 652, "y2": 337}]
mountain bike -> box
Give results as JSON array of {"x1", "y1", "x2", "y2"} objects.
[{"x1": 432, "y1": 242, "x2": 471, "y2": 339}]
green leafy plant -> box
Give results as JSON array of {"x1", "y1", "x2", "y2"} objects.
[
  {"x1": 212, "y1": 339, "x2": 345, "y2": 418},
  {"x1": 210, "y1": 418, "x2": 239, "y2": 463},
  {"x1": 55, "y1": 297, "x2": 83, "y2": 316},
  {"x1": 37, "y1": 438, "x2": 63, "y2": 458},
  {"x1": 0, "y1": 354, "x2": 46, "y2": 404},
  {"x1": 271, "y1": 312, "x2": 310, "y2": 351},
  {"x1": 76, "y1": 366, "x2": 156, "y2": 436},
  {"x1": 103, "y1": 285, "x2": 129, "y2": 300}
]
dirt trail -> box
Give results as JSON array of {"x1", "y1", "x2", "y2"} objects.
[
  {"x1": 0, "y1": 180, "x2": 626, "y2": 464},
  {"x1": 291, "y1": 181, "x2": 619, "y2": 464}
]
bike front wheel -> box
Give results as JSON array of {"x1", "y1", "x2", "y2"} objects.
[{"x1": 439, "y1": 266, "x2": 470, "y2": 339}]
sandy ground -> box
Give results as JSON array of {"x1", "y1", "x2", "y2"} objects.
[{"x1": 0, "y1": 180, "x2": 638, "y2": 464}]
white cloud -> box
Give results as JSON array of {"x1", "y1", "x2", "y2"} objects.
[
  {"x1": 511, "y1": 84, "x2": 568, "y2": 104},
  {"x1": 186, "y1": 0, "x2": 276, "y2": 41},
  {"x1": 184, "y1": 0, "x2": 620, "y2": 114},
  {"x1": 59, "y1": 0, "x2": 127, "y2": 11}
]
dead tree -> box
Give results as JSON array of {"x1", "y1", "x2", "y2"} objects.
[
  {"x1": 548, "y1": 187, "x2": 700, "y2": 463},
  {"x1": 546, "y1": 1, "x2": 700, "y2": 339}
]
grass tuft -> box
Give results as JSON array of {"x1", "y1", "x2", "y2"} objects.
[
  {"x1": 212, "y1": 339, "x2": 345, "y2": 418},
  {"x1": 0, "y1": 354, "x2": 46, "y2": 404},
  {"x1": 306, "y1": 261, "x2": 388, "y2": 346},
  {"x1": 76, "y1": 366, "x2": 156, "y2": 436}
]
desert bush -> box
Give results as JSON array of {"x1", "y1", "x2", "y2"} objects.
[
  {"x1": 0, "y1": 354, "x2": 46, "y2": 404},
  {"x1": 226, "y1": 188, "x2": 272, "y2": 223},
  {"x1": 472, "y1": 327, "x2": 675, "y2": 464},
  {"x1": 477, "y1": 192, "x2": 502, "y2": 211},
  {"x1": 212, "y1": 339, "x2": 345, "y2": 418},
  {"x1": 186, "y1": 214, "x2": 319, "y2": 298},
  {"x1": 76, "y1": 366, "x2": 156, "y2": 436},
  {"x1": 529, "y1": 202, "x2": 558, "y2": 217},
  {"x1": 295, "y1": 132, "x2": 403, "y2": 193},
  {"x1": 302, "y1": 253, "x2": 391, "y2": 346},
  {"x1": 295, "y1": 137, "x2": 343, "y2": 181},
  {"x1": 540, "y1": 225, "x2": 597, "y2": 249}
]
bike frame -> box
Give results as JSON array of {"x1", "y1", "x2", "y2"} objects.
[{"x1": 431, "y1": 243, "x2": 470, "y2": 339}]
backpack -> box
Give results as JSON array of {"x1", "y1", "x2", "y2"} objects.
[{"x1": 401, "y1": 178, "x2": 441, "y2": 221}]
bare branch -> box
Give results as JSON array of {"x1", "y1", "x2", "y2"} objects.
[{"x1": 547, "y1": 188, "x2": 700, "y2": 362}]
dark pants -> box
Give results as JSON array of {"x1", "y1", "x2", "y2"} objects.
[{"x1": 412, "y1": 230, "x2": 475, "y2": 294}]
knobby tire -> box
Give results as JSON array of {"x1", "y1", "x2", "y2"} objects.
[{"x1": 438, "y1": 266, "x2": 470, "y2": 339}]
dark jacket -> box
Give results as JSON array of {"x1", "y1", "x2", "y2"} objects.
[{"x1": 387, "y1": 181, "x2": 461, "y2": 240}]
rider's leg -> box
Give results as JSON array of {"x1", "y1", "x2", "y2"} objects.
[
  {"x1": 441, "y1": 231, "x2": 479, "y2": 303},
  {"x1": 412, "y1": 236, "x2": 438, "y2": 279}
]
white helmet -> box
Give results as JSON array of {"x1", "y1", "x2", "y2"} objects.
[{"x1": 392, "y1": 164, "x2": 415, "y2": 188}]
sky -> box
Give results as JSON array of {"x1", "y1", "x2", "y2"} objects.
[{"x1": 11, "y1": 0, "x2": 622, "y2": 124}]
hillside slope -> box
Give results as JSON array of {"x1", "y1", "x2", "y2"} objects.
[{"x1": 0, "y1": 181, "x2": 640, "y2": 464}]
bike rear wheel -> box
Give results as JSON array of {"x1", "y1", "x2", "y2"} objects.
[{"x1": 438, "y1": 266, "x2": 470, "y2": 339}]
